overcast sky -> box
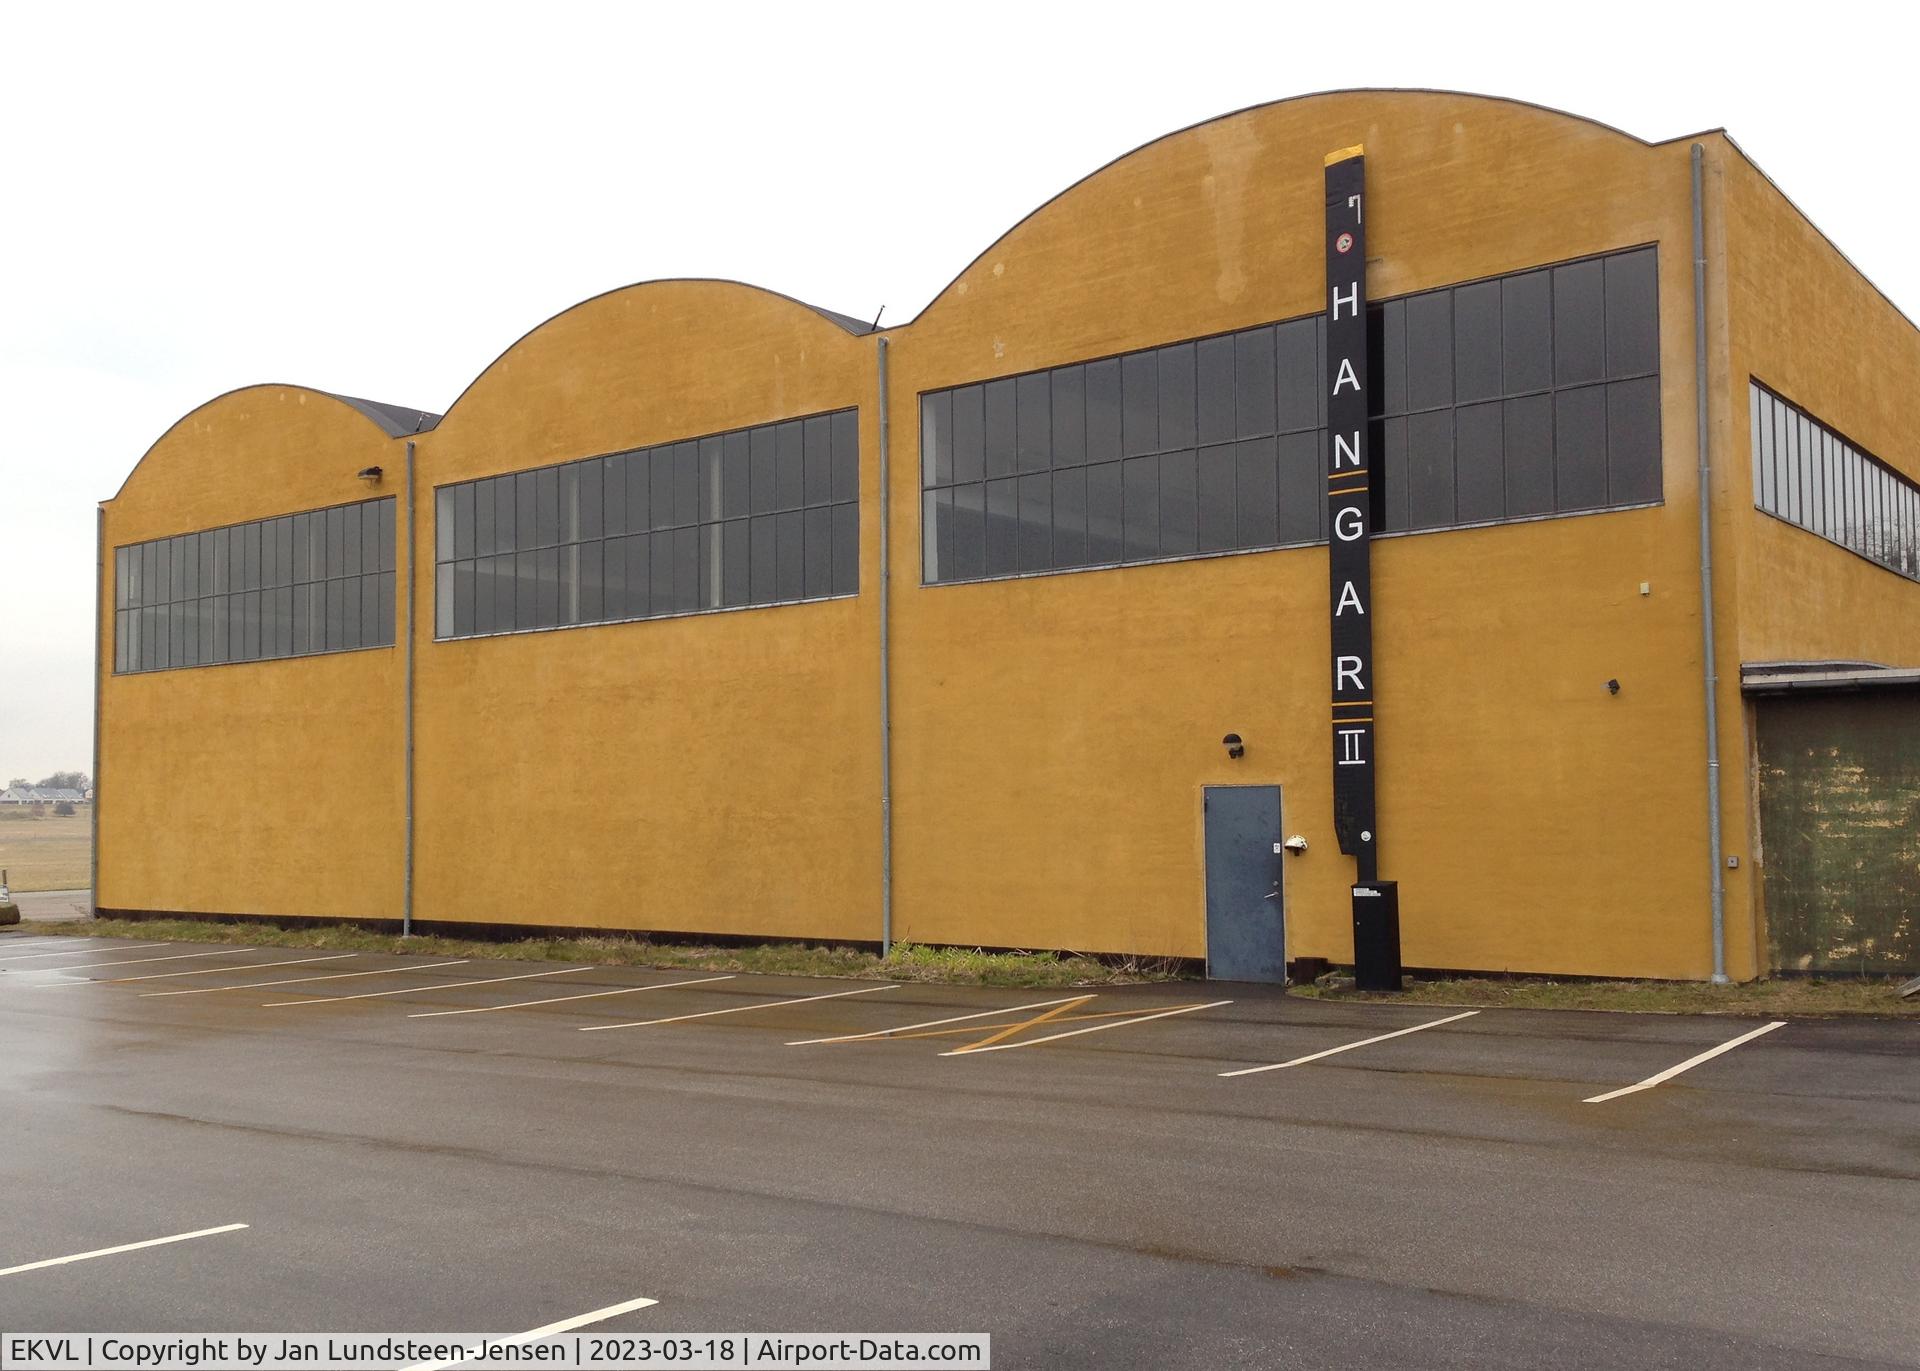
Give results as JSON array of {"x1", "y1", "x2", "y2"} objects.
[{"x1": 2, "y1": 1, "x2": 1912, "y2": 783}]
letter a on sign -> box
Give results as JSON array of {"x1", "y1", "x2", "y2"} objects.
[{"x1": 1324, "y1": 145, "x2": 1378, "y2": 882}]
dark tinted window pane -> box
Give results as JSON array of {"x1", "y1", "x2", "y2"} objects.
[
  {"x1": 805, "y1": 506, "x2": 832, "y2": 597},
  {"x1": 1052, "y1": 366, "x2": 1087, "y2": 467},
  {"x1": 1605, "y1": 248, "x2": 1659, "y2": 377},
  {"x1": 804, "y1": 417, "x2": 833, "y2": 505},
  {"x1": 923, "y1": 391, "x2": 952, "y2": 487},
  {"x1": 1453, "y1": 280, "x2": 1502, "y2": 403},
  {"x1": 1197, "y1": 444, "x2": 1236, "y2": 552},
  {"x1": 1235, "y1": 437, "x2": 1278, "y2": 549},
  {"x1": 983, "y1": 378, "x2": 1016, "y2": 478},
  {"x1": 1455, "y1": 401, "x2": 1505, "y2": 523},
  {"x1": 1607, "y1": 377, "x2": 1661, "y2": 504},
  {"x1": 831, "y1": 410, "x2": 859, "y2": 503},
  {"x1": 774, "y1": 509, "x2": 805, "y2": 601},
  {"x1": 1554, "y1": 258, "x2": 1606, "y2": 386},
  {"x1": 649, "y1": 531, "x2": 674, "y2": 616},
  {"x1": 750, "y1": 519, "x2": 776, "y2": 603},
  {"x1": 1085, "y1": 462, "x2": 1123, "y2": 563},
  {"x1": 1122, "y1": 455, "x2": 1158, "y2": 558},
  {"x1": 453, "y1": 560, "x2": 476, "y2": 637},
  {"x1": 1196, "y1": 336, "x2": 1236, "y2": 446},
  {"x1": 1371, "y1": 301, "x2": 1405, "y2": 418},
  {"x1": 775, "y1": 423, "x2": 804, "y2": 510},
  {"x1": 453, "y1": 484, "x2": 476, "y2": 559},
  {"x1": 1275, "y1": 319, "x2": 1316, "y2": 434},
  {"x1": 673, "y1": 526, "x2": 698, "y2": 613},
  {"x1": 1052, "y1": 466, "x2": 1087, "y2": 568},
  {"x1": 831, "y1": 502, "x2": 858, "y2": 596},
  {"x1": 1406, "y1": 410, "x2": 1455, "y2": 529},
  {"x1": 1122, "y1": 351, "x2": 1158, "y2": 457},
  {"x1": 1555, "y1": 385, "x2": 1609, "y2": 510},
  {"x1": 515, "y1": 550, "x2": 538, "y2": 627},
  {"x1": 748, "y1": 428, "x2": 776, "y2": 515},
  {"x1": 537, "y1": 547, "x2": 562, "y2": 627},
  {"x1": 723, "y1": 433, "x2": 752, "y2": 516},
  {"x1": 1405, "y1": 290, "x2": 1453, "y2": 412},
  {"x1": 495, "y1": 476, "x2": 519, "y2": 552},
  {"x1": 1502, "y1": 270, "x2": 1553, "y2": 394},
  {"x1": 1016, "y1": 473, "x2": 1051, "y2": 571},
  {"x1": 1157, "y1": 343, "x2": 1196, "y2": 451},
  {"x1": 377, "y1": 572, "x2": 396, "y2": 646},
  {"x1": 952, "y1": 385, "x2": 986, "y2": 484},
  {"x1": 1235, "y1": 326, "x2": 1277, "y2": 437},
  {"x1": 1084, "y1": 360, "x2": 1122, "y2": 463},
  {"x1": 1016, "y1": 373, "x2": 1051, "y2": 473},
  {"x1": 984, "y1": 477, "x2": 1017, "y2": 575},
  {"x1": 1277, "y1": 432, "x2": 1320, "y2": 544},
  {"x1": 1159, "y1": 449, "x2": 1197, "y2": 556},
  {"x1": 924, "y1": 489, "x2": 949, "y2": 584},
  {"x1": 435, "y1": 489, "x2": 455, "y2": 562},
  {"x1": 668, "y1": 442, "x2": 696, "y2": 526},
  {"x1": 1375, "y1": 417, "x2": 1409, "y2": 532},
  {"x1": 725, "y1": 519, "x2": 753, "y2": 605},
  {"x1": 951, "y1": 483, "x2": 986, "y2": 580}
]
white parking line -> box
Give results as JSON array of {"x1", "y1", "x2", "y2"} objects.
[
  {"x1": 1218, "y1": 1010, "x2": 1482, "y2": 1077},
  {"x1": 943, "y1": 999, "x2": 1234, "y2": 1056},
  {"x1": 16, "y1": 947, "x2": 257, "y2": 974},
  {"x1": 0, "y1": 1223, "x2": 249, "y2": 1278},
  {"x1": 262, "y1": 966, "x2": 593, "y2": 1008},
  {"x1": 142, "y1": 959, "x2": 468, "y2": 998},
  {"x1": 580, "y1": 983, "x2": 899, "y2": 1031},
  {"x1": 1584, "y1": 1020, "x2": 1788, "y2": 1103},
  {"x1": 409, "y1": 974, "x2": 736, "y2": 1018},
  {"x1": 0, "y1": 941, "x2": 169, "y2": 963},
  {"x1": 401, "y1": 1296, "x2": 659, "y2": 1371},
  {"x1": 787, "y1": 996, "x2": 1091, "y2": 1046},
  {"x1": 0, "y1": 937, "x2": 71, "y2": 950},
  {"x1": 34, "y1": 953, "x2": 359, "y2": 987}
]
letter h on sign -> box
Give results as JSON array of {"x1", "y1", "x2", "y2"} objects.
[{"x1": 1324, "y1": 147, "x2": 1377, "y2": 883}]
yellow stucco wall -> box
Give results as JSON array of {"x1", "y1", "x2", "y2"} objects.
[
  {"x1": 886, "y1": 92, "x2": 1742, "y2": 978},
  {"x1": 410, "y1": 282, "x2": 882, "y2": 940},
  {"x1": 1715, "y1": 139, "x2": 1920, "y2": 965},
  {"x1": 98, "y1": 93, "x2": 1913, "y2": 980},
  {"x1": 97, "y1": 387, "x2": 405, "y2": 920}
]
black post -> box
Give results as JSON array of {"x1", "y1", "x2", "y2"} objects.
[{"x1": 1325, "y1": 146, "x2": 1401, "y2": 990}]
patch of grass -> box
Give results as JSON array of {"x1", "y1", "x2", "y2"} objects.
[
  {"x1": 0, "y1": 811, "x2": 91, "y2": 892},
  {"x1": 1293, "y1": 973, "x2": 1919, "y2": 1018},
  {"x1": 21, "y1": 919, "x2": 1187, "y2": 989}
]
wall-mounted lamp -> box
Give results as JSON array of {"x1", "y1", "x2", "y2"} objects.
[
  {"x1": 1222, "y1": 732, "x2": 1245, "y2": 760},
  {"x1": 1282, "y1": 835, "x2": 1308, "y2": 855},
  {"x1": 1605, "y1": 679, "x2": 1621, "y2": 696},
  {"x1": 357, "y1": 466, "x2": 385, "y2": 486}
]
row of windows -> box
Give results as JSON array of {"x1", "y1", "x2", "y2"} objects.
[
  {"x1": 112, "y1": 498, "x2": 396, "y2": 673},
  {"x1": 919, "y1": 246, "x2": 1662, "y2": 583},
  {"x1": 114, "y1": 577, "x2": 398, "y2": 674},
  {"x1": 432, "y1": 410, "x2": 859, "y2": 638},
  {"x1": 1752, "y1": 382, "x2": 1919, "y2": 580}
]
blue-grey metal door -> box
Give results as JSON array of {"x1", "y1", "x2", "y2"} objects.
[{"x1": 1204, "y1": 785, "x2": 1285, "y2": 983}]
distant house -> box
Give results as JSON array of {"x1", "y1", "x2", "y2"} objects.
[{"x1": 0, "y1": 787, "x2": 87, "y2": 806}]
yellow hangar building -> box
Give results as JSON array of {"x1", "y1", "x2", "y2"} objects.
[{"x1": 95, "y1": 90, "x2": 1920, "y2": 984}]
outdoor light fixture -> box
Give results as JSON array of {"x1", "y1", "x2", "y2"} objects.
[
  {"x1": 1222, "y1": 733, "x2": 1245, "y2": 759},
  {"x1": 357, "y1": 466, "x2": 384, "y2": 485},
  {"x1": 1606, "y1": 679, "x2": 1621, "y2": 695}
]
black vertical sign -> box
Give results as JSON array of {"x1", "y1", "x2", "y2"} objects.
[{"x1": 1325, "y1": 147, "x2": 1377, "y2": 884}]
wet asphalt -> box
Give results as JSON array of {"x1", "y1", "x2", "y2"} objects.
[{"x1": 1, "y1": 930, "x2": 1916, "y2": 1369}]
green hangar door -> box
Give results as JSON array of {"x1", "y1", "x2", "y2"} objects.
[
  {"x1": 1754, "y1": 684, "x2": 1920, "y2": 975},
  {"x1": 1203, "y1": 786, "x2": 1285, "y2": 982}
]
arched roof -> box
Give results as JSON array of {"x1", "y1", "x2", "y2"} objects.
[
  {"x1": 112, "y1": 384, "x2": 434, "y2": 502},
  {"x1": 901, "y1": 86, "x2": 1691, "y2": 327}
]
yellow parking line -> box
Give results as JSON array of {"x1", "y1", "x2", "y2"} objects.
[{"x1": 947, "y1": 996, "x2": 1096, "y2": 1054}]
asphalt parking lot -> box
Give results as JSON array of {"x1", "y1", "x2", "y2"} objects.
[{"x1": 2, "y1": 929, "x2": 1916, "y2": 1369}]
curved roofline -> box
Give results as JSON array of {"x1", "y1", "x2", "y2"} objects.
[
  {"x1": 109, "y1": 383, "x2": 431, "y2": 503},
  {"x1": 894, "y1": 86, "x2": 1664, "y2": 330},
  {"x1": 434, "y1": 276, "x2": 876, "y2": 426}
]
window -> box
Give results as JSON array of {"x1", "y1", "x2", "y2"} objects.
[
  {"x1": 433, "y1": 408, "x2": 857, "y2": 640},
  {"x1": 920, "y1": 246, "x2": 1662, "y2": 584},
  {"x1": 112, "y1": 497, "x2": 396, "y2": 674},
  {"x1": 1751, "y1": 381, "x2": 1919, "y2": 581}
]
